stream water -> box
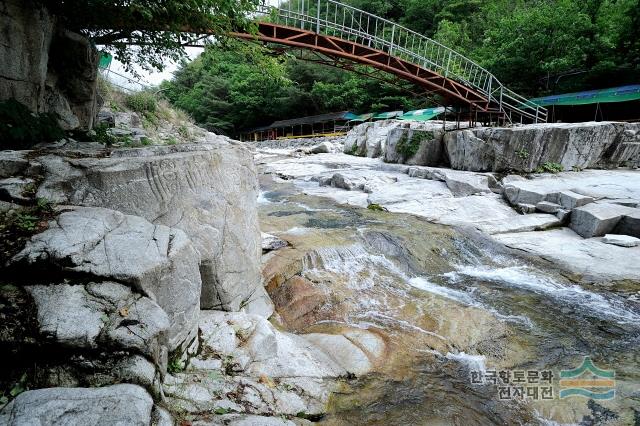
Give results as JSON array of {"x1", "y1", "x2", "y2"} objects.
[{"x1": 257, "y1": 154, "x2": 640, "y2": 425}]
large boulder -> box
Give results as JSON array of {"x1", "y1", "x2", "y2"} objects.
[
  {"x1": 614, "y1": 209, "x2": 640, "y2": 237},
  {"x1": 34, "y1": 143, "x2": 272, "y2": 317},
  {"x1": 343, "y1": 120, "x2": 404, "y2": 157},
  {"x1": 603, "y1": 124, "x2": 640, "y2": 168},
  {"x1": 11, "y1": 206, "x2": 200, "y2": 352},
  {"x1": 0, "y1": 384, "x2": 154, "y2": 425},
  {"x1": 384, "y1": 128, "x2": 444, "y2": 166},
  {"x1": 445, "y1": 122, "x2": 640, "y2": 172},
  {"x1": 308, "y1": 141, "x2": 334, "y2": 154},
  {"x1": 45, "y1": 29, "x2": 99, "y2": 130}
]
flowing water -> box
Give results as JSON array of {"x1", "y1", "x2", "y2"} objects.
[{"x1": 257, "y1": 160, "x2": 640, "y2": 425}]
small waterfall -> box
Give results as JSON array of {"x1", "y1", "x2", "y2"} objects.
[
  {"x1": 445, "y1": 265, "x2": 640, "y2": 325},
  {"x1": 302, "y1": 244, "x2": 372, "y2": 273},
  {"x1": 302, "y1": 243, "x2": 411, "y2": 289}
]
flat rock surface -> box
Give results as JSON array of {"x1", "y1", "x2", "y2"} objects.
[
  {"x1": 504, "y1": 169, "x2": 640, "y2": 203},
  {"x1": 494, "y1": 228, "x2": 640, "y2": 282},
  {"x1": 475, "y1": 213, "x2": 561, "y2": 235},
  {"x1": 259, "y1": 146, "x2": 640, "y2": 286},
  {"x1": 264, "y1": 152, "x2": 528, "y2": 228},
  {"x1": 0, "y1": 384, "x2": 153, "y2": 426}
]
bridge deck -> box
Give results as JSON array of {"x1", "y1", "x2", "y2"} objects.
[
  {"x1": 233, "y1": 23, "x2": 490, "y2": 111},
  {"x1": 231, "y1": 0, "x2": 546, "y2": 124}
]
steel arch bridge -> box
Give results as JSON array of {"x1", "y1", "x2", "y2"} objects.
[{"x1": 231, "y1": 0, "x2": 547, "y2": 124}]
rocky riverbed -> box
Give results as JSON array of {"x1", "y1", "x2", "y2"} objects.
[
  {"x1": 0, "y1": 118, "x2": 639, "y2": 425},
  {"x1": 252, "y1": 121, "x2": 640, "y2": 425}
]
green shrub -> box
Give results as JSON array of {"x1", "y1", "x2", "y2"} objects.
[
  {"x1": 92, "y1": 123, "x2": 116, "y2": 145},
  {"x1": 15, "y1": 214, "x2": 39, "y2": 232},
  {"x1": 516, "y1": 148, "x2": 529, "y2": 160},
  {"x1": 109, "y1": 101, "x2": 122, "y2": 112},
  {"x1": 535, "y1": 162, "x2": 564, "y2": 173},
  {"x1": 125, "y1": 91, "x2": 157, "y2": 113},
  {"x1": 142, "y1": 111, "x2": 159, "y2": 129},
  {"x1": 396, "y1": 131, "x2": 432, "y2": 160},
  {"x1": 0, "y1": 99, "x2": 64, "y2": 149}
]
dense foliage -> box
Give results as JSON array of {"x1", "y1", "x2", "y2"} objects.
[
  {"x1": 44, "y1": 0, "x2": 259, "y2": 74},
  {"x1": 162, "y1": 47, "x2": 425, "y2": 135},
  {"x1": 162, "y1": 0, "x2": 639, "y2": 135}
]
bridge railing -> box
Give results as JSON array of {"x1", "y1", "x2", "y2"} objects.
[{"x1": 256, "y1": 0, "x2": 547, "y2": 123}]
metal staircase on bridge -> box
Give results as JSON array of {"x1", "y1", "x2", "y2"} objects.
[{"x1": 236, "y1": 0, "x2": 547, "y2": 124}]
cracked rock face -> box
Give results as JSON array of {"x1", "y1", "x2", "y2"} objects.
[
  {"x1": 446, "y1": 122, "x2": 640, "y2": 172},
  {"x1": 345, "y1": 120, "x2": 640, "y2": 172},
  {"x1": 11, "y1": 206, "x2": 201, "y2": 352},
  {"x1": 34, "y1": 143, "x2": 271, "y2": 317}
]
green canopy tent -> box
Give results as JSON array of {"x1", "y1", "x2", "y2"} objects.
[
  {"x1": 372, "y1": 110, "x2": 403, "y2": 120},
  {"x1": 343, "y1": 112, "x2": 360, "y2": 121},
  {"x1": 527, "y1": 85, "x2": 640, "y2": 122},
  {"x1": 529, "y1": 85, "x2": 640, "y2": 107},
  {"x1": 399, "y1": 107, "x2": 446, "y2": 121},
  {"x1": 346, "y1": 113, "x2": 374, "y2": 124}
]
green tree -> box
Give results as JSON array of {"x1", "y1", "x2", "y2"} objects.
[
  {"x1": 479, "y1": 0, "x2": 593, "y2": 94},
  {"x1": 44, "y1": 0, "x2": 259, "y2": 73},
  {"x1": 163, "y1": 45, "x2": 294, "y2": 134}
]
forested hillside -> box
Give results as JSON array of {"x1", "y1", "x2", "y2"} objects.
[{"x1": 162, "y1": 0, "x2": 640, "y2": 136}]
